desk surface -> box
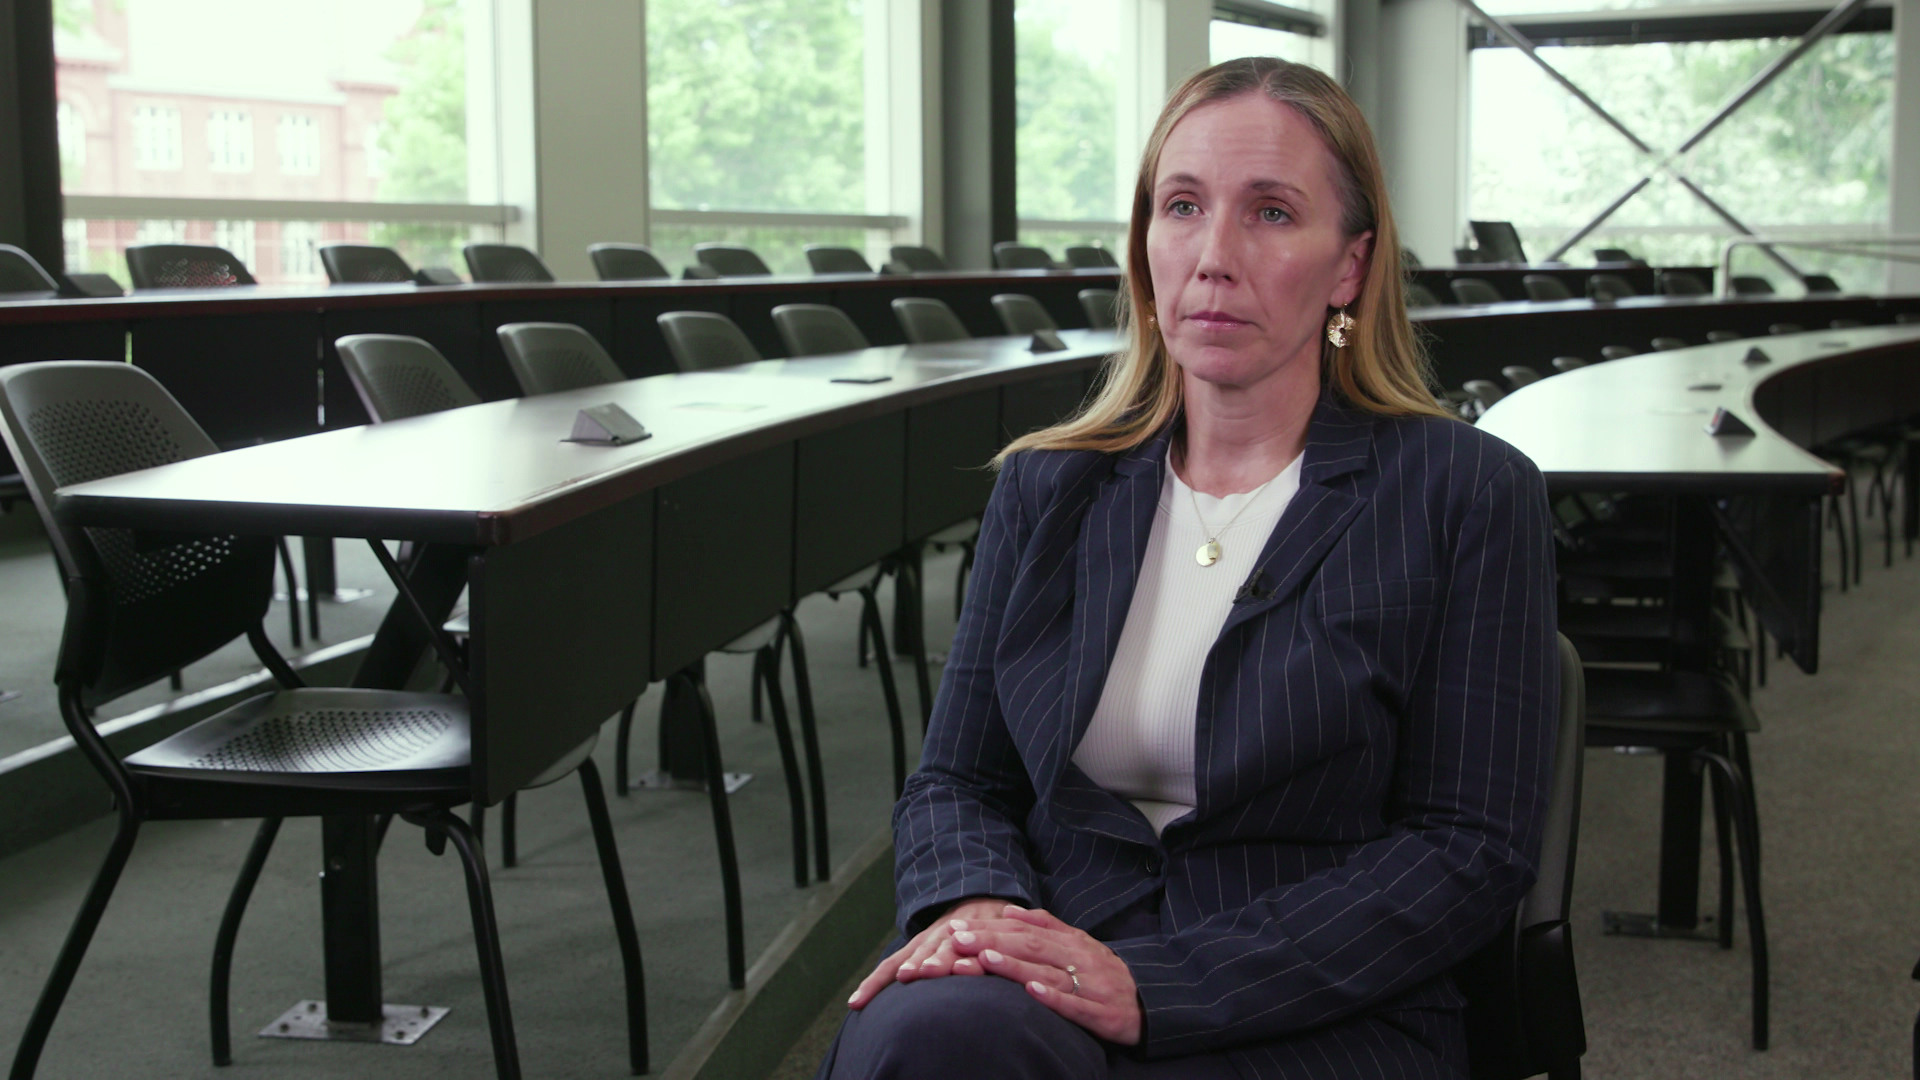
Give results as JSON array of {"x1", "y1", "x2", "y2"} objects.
[
  {"x1": 54, "y1": 331, "x2": 1119, "y2": 544},
  {"x1": 1477, "y1": 324, "x2": 1920, "y2": 492}
]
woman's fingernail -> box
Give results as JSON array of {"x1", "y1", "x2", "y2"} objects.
[
  {"x1": 948, "y1": 919, "x2": 968, "y2": 931},
  {"x1": 1029, "y1": 980, "x2": 1048, "y2": 995},
  {"x1": 983, "y1": 949, "x2": 1004, "y2": 963},
  {"x1": 953, "y1": 930, "x2": 975, "y2": 944},
  {"x1": 898, "y1": 962, "x2": 915, "y2": 971},
  {"x1": 847, "y1": 992, "x2": 860, "y2": 1004}
]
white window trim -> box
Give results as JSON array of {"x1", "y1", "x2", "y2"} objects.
[{"x1": 63, "y1": 194, "x2": 518, "y2": 227}]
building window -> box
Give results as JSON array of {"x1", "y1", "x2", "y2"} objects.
[
  {"x1": 63, "y1": 219, "x2": 87, "y2": 271},
  {"x1": 280, "y1": 221, "x2": 322, "y2": 279},
  {"x1": 132, "y1": 105, "x2": 182, "y2": 170},
  {"x1": 278, "y1": 114, "x2": 321, "y2": 175},
  {"x1": 207, "y1": 110, "x2": 254, "y2": 173},
  {"x1": 56, "y1": 100, "x2": 85, "y2": 177},
  {"x1": 365, "y1": 123, "x2": 388, "y2": 179},
  {"x1": 212, "y1": 220, "x2": 257, "y2": 269},
  {"x1": 135, "y1": 220, "x2": 186, "y2": 244}
]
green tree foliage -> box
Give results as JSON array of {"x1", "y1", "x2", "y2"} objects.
[
  {"x1": 378, "y1": 0, "x2": 468, "y2": 203},
  {"x1": 1014, "y1": 3, "x2": 1118, "y2": 223},
  {"x1": 647, "y1": 0, "x2": 865, "y2": 213}
]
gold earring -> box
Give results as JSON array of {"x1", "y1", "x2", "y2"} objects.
[{"x1": 1326, "y1": 306, "x2": 1355, "y2": 348}]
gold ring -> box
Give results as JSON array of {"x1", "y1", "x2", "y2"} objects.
[{"x1": 1065, "y1": 964, "x2": 1080, "y2": 994}]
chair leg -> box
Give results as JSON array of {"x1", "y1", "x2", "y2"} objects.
[
  {"x1": 780, "y1": 610, "x2": 831, "y2": 883},
  {"x1": 210, "y1": 817, "x2": 283, "y2": 1066},
  {"x1": 898, "y1": 558, "x2": 934, "y2": 729},
  {"x1": 860, "y1": 586, "x2": 909, "y2": 798},
  {"x1": 501, "y1": 793, "x2": 518, "y2": 869},
  {"x1": 425, "y1": 809, "x2": 523, "y2": 1080},
  {"x1": 614, "y1": 700, "x2": 638, "y2": 796},
  {"x1": 1731, "y1": 731, "x2": 1761, "y2": 883},
  {"x1": 1697, "y1": 749, "x2": 1769, "y2": 1051},
  {"x1": 686, "y1": 671, "x2": 746, "y2": 989},
  {"x1": 955, "y1": 540, "x2": 975, "y2": 620},
  {"x1": 8, "y1": 811, "x2": 142, "y2": 1080},
  {"x1": 758, "y1": 646, "x2": 810, "y2": 888},
  {"x1": 275, "y1": 537, "x2": 303, "y2": 649},
  {"x1": 575, "y1": 759, "x2": 649, "y2": 1075},
  {"x1": 1830, "y1": 493, "x2": 1851, "y2": 593},
  {"x1": 1849, "y1": 472, "x2": 1863, "y2": 586},
  {"x1": 1708, "y1": 772, "x2": 1735, "y2": 950}
]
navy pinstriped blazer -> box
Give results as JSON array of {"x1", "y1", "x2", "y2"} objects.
[{"x1": 893, "y1": 394, "x2": 1559, "y2": 1073}]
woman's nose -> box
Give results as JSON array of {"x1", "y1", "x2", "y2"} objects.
[{"x1": 1194, "y1": 217, "x2": 1240, "y2": 283}]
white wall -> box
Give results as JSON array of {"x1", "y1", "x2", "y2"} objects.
[{"x1": 1376, "y1": 0, "x2": 1468, "y2": 266}]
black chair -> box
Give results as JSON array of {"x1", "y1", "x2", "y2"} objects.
[
  {"x1": 319, "y1": 244, "x2": 414, "y2": 284},
  {"x1": 1551, "y1": 357, "x2": 1587, "y2": 373},
  {"x1": 991, "y1": 293, "x2": 1058, "y2": 335},
  {"x1": 125, "y1": 244, "x2": 258, "y2": 289},
  {"x1": 992, "y1": 242, "x2": 1056, "y2": 270},
  {"x1": 1503, "y1": 366, "x2": 1543, "y2": 390},
  {"x1": 1406, "y1": 281, "x2": 1445, "y2": 308},
  {"x1": 658, "y1": 311, "x2": 763, "y2": 371},
  {"x1": 61, "y1": 272, "x2": 124, "y2": 297},
  {"x1": 1706, "y1": 330, "x2": 1744, "y2": 344},
  {"x1": 1521, "y1": 274, "x2": 1572, "y2": 302},
  {"x1": 1769, "y1": 323, "x2": 1804, "y2": 336},
  {"x1": 1730, "y1": 275, "x2": 1775, "y2": 296},
  {"x1": 805, "y1": 245, "x2": 874, "y2": 275},
  {"x1": 1802, "y1": 273, "x2": 1842, "y2": 293},
  {"x1": 888, "y1": 244, "x2": 947, "y2": 272},
  {"x1": 0, "y1": 359, "x2": 646, "y2": 1080},
  {"x1": 1592, "y1": 247, "x2": 1639, "y2": 264},
  {"x1": 1457, "y1": 634, "x2": 1587, "y2": 1080},
  {"x1": 1063, "y1": 245, "x2": 1118, "y2": 268},
  {"x1": 1587, "y1": 274, "x2": 1635, "y2": 302},
  {"x1": 772, "y1": 303, "x2": 871, "y2": 356},
  {"x1": 1079, "y1": 288, "x2": 1119, "y2": 330},
  {"x1": 497, "y1": 321, "x2": 628, "y2": 394},
  {"x1": 1462, "y1": 380, "x2": 1505, "y2": 418},
  {"x1": 1660, "y1": 271, "x2": 1710, "y2": 296},
  {"x1": 0, "y1": 243, "x2": 60, "y2": 298},
  {"x1": 1451, "y1": 278, "x2": 1505, "y2": 305},
  {"x1": 463, "y1": 244, "x2": 555, "y2": 284},
  {"x1": 1469, "y1": 220, "x2": 1529, "y2": 264},
  {"x1": 694, "y1": 244, "x2": 773, "y2": 277},
  {"x1": 589, "y1": 243, "x2": 671, "y2": 281},
  {"x1": 1600, "y1": 346, "x2": 1637, "y2": 361},
  {"x1": 1650, "y1": 337, "x2": 1689, "y2": 352},
  {"x1": 892, "y1": 297, "x2": 971, "y2": 344}
]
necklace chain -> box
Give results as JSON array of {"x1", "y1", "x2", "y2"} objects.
[{"x1": 1185, "y1": 471, "x2": 1271, "y2": 567}]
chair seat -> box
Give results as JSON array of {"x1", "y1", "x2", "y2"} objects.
[
  {"x1": 1583, "y1": 668, "x2": 1757, "y2": 743},
  {"x1": 125, "y1": 688, "x2": 471, "y2": 813},
  {"x1": 927, "y1": 519, "x2": 980, "y2": 546},
  {"x1": 717, "y1": 615, "x2": 783, "y2": 654},
  {"x1": 822, "y1": 561, "x2": 887, "y2": 597}
]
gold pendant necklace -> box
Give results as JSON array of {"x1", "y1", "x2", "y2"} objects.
[{"x1": 1187, "y1": 476, "x2": 1265, "y2": 568}]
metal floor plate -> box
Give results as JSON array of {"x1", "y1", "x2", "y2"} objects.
[
  {"x1": 259, "y1": 1001, "x2": 450, "y2": 1046},
  {"x1": 631, "y1": 769, "x2": 752, "y2": 794}
]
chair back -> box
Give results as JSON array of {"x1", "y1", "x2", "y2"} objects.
[
  {"x1": 695, "y1": 244, "x2": 772, "y2": 277},
  {"x1": 589, "y1": 243, "x2": 670, "y2": 281},
  {"x1": 1064, "y1": 245, "x2": 1118, "y2": 269},
  {"x1": 1592, "y1": 247, "x2": 1638, "y2": 264},
  {"x1": 320, "y1": 244, "x2": 414, "y2": 285},
  {"x1": 0, "y1": 361, "x2": 277, "y2": 707},
  {"x1": 991, "y1": 293, "x2": 1058, "y2": 335},
  {"x1": 125, "y1": 244, "x2": 256, "y2": 289},
  {"x1": 1550, "y1": 357, "x2": 1587, "y2": 373},
  {"x1": 1587, "y1": 274, "x2": 1636, "y2": 301},
  {"x1": 1457, "y1": 633, "x2": 1588, "y2": 1080},
  {"x1": 1406, "y1": 282, "x2": 1444, "y2": 308},
  {"x1": 1079, "y1": 288, "x2": 1119, "y2": 330},
  {"x1": 658, "y1": 311, "x2": 763, "y2": 371},
  {"x1": 892, "y1": 297, "x2": 971, "y2": 344},
  {"x1": 772, "y1": 304, "x2": 870, "y2": 357},
  {"x1": 1802, "y1": 273, "x2": 1842, "y2": 293},
  {"x1": 992, "y1": 243, "x2": 1056, "y2": 270},
  {"x1": 805, "y1": 246, "x2": 874, "y2": 275},
  {"x1": 1521, "y1": 275, "x2": 1572, "y2": 302},
  {"x1": 335, "y1": 335, "x2": 482, "y2": 422},
  {"x1": 1706, "y1": 330, "x2": 1743, "y2": 343},
  {"x1": 1660, "y1": 271, "x2": 1709, "y2": 296},
  {"x1": 1462, "y1": 380, "x2": 1506, "y2": 411},
  {"x1": 889, "y1": 245, "x2": 947, "y2": 272},
  {"x1": 1768, "y1": 323, "x2": 1804, "y2": 336},
  {"x1": 1503, "y1": 366, "x2": 1542, "y2": 389},
  {"x1": 1650, "y1": 337, "x2": 1688, "y2": 352},
  {"x1": 0, "y1": 244, "x2": 60, "y2": 297},
  {"x1": 497, "y1": 322, "x2": 625, "y2": 395},
  {"x1": 463, "y1": 244, "x2": 555, "y2": 284},
  {"x1": 1599, "y1": 345, "x2": 1637, "y2": 361},
  {"x1": 1730, "y1": 275, "x2": 1775, "y2": 296},
  {"x1": 1451, "y1": 278, "x2": 1505, "y2": 305}
]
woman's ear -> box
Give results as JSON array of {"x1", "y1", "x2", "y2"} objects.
[{"x1": 1330, "y1": 231, "x2": 1374, "y2": 308}]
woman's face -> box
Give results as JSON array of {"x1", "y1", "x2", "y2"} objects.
[{"x1": 1145, "y1": 93, "x2": 1372, "y2": 393}]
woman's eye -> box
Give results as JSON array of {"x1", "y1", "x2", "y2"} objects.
[
  {"x1": 1169, "y1": 199, "x2": 1199, "y2": 217},
  {"x1": 1260, "y1": 206, "x2": 1289, "y2": 223}
]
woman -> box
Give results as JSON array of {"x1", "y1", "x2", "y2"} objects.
[{"x1": 823, "y1": 57, "x2": 1557, "y2": 1079}]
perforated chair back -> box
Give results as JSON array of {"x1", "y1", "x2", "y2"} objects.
[
  {"x1": 125, "y1": 244, "x2": 257, "y2": 289},
  {"x1": 1079, "y1": 288, "x2": 1119, "y2": 330},
  {"x1": 1462, "y1": 380, "x2": 1506, "y2": 410},
  {"x1": 1457, "y1": 634, "x2": 1587, "y2": 1080},
  {"x1": 1406, "y1": 282, "x2": 1444, "y2": 308},
  {"x1": 1064, "y1": 246, "x2": 1119, "y2": 269},
  {"x1": 0, "y1": 361, "x2": 277, "y2": 705},
  {"x1": 463, "y1": 244, "x2": 555, "y2": 284},
  {"x1": 658, "y1": 311, "x2": 763, "y2": 371},
  {"x1": 1802, "y1": 274, "x2": 1842, "y2": 293},
  {"x1": 889, "y1": 245, "x2": 947, "y2": 272},
  {"x1": 1706, "y1": 330, "x2": 1744, "y2": 343},
  {"x1": 1587, "y1": 273, "x2": 1636, "y2": 301},
  {"x1": 1661, "y1": 271, "x2": 1709, "y2": 296},
  {"x1": 1450, "y1": 278, "x2": 1505, "y2": 305},
  {"x1": 0, "y1": 244, "x2": 60, "y2": 297},
  {"x1": 320, "y1": 244, "x2": 414, "y2": 285},
  {"x1": 1769, "y1": 323, "x2": 1804, "y2": 336},
  {"x1": 1521, "y1": 275, "x2": 1572, "y2": 302},
  {"x1": 991, "y1": 293, "x2": 1058, "y2": 335},
  {"x1": 589, "y1": 243, "x2": 670, "y2": 281},
  {"x1": 992, "y1": 243, "x2": 1056, "y2": 270},
  {"x1": 892, "y1": 298, "x2": 971, "y2": 344},
  {"x1": 498, "y1": 323, "x2": 625, "y2": 395},
  {"x1": 335, "y1": 335, "x2": 482, "y2": 422},
  {"x1": 805, "y1": 246, "x2": 873, "y2": 275},
  {"x1": 772, "y1": 304, "x2": 870, "y2": 357},
  {"x1": 1503, "y1": 366, "x2": 1542, "y2": 389},
  {"x1": 695, "y1": 244, "x2": 772, "y2": 277},
  {"x1": 1650, "y1": 337, "x2": 1689, "y2": 352},
  {"x1": 1730, "y1": 275, "x2": 1775, "y2": 296},
  {"x1": 1600, "y1": 345, "x2": 1637, "y2": 361},
  {"x1": 1551, "y1": 356, "x2": 1587, "y2": 373}
]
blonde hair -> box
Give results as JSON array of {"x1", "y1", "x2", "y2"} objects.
[{"x1": 999, "y1": 57, "x2": 1448, "y2": 463}]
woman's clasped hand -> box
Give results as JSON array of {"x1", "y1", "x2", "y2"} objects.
[{"x1": 847, "y1": 900, "x2": 1144, "y2": 1046}]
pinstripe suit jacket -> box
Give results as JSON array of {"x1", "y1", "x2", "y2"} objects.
[{"x1": 893, "y1": 394, "x2": 1560, "y2": 1072}]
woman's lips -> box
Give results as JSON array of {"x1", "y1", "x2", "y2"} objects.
[{"x1": 1185, "y1": 310, "x2": 1251, "y2": 330}]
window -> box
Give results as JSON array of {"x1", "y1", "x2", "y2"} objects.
[
  {"x1": 63, "y1": 219, "x2": 87, "y2": 271},
  {"x1": 132, "y1": 105, "x2": 182, "y2": 170},
  {"x1": 1015, "y1": 0, "x2": 1123, "y2": 242},
  {"x1": 212, "y1": 220, "x2": 256, "y2": 269},
  {"x1": 207, "y1": 110, "x2": 253, "y2": 173},
  {"x1": 365, "y1": 124, "x2": 387, "y2": 180},
  {"x1": 56, "y1": 100, "x2": 85, "y2": 178},
  {"x1": 278, "y1": 114, "x2": 320, "y2": 175},
  {"x1": 135, "y1": 219, "x2": 185, "y2": 244},
  {"x1": 1209, "y1": 15, "x2": 1332, "y2": 73},
  {"x1": 280, "y1": 221, "x2": 322, "y2": 279}
]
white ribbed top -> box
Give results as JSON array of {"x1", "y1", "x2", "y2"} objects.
[{"x1": 1072, "y1": 448, "x2": 1304, "y2": 835}]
